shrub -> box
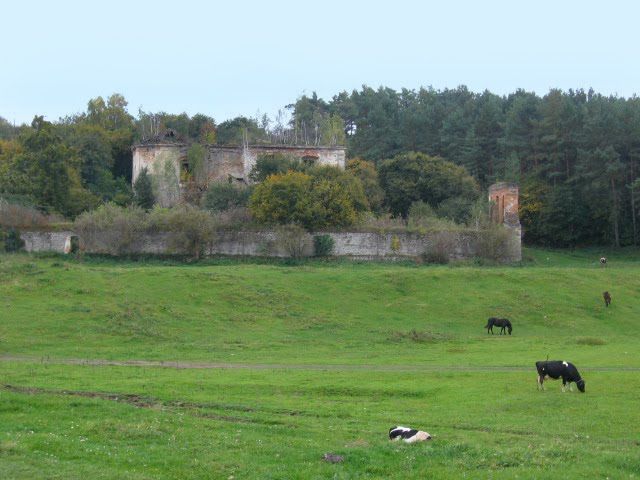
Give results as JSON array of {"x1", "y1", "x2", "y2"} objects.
[
  {"x1": 210, "y1": 207, "x2": 253, "y2": 230},
  {"x1": 249, "y1": 170, "x2": 362, "y2": 231},
  {"x1": 422, "y1": 232, "x2": 455, "y2": 264},
  {"x1": 74, "y1": 203, "x2": 147, "y2": 255},
  {"x1": 407, "y1": 201, "x2": 460, "y2": 232},
  {"x1": 379, "y1": 151, "x2": 480, "y2": 217},
  {"x1": 249, "y1": 153, "x2": 302, "y2": 182},
  {"x1": 133, "y1": 167, "x2": 155, "y2": 210},
  {"x1": 476, "y1": 226, "x2": 512, "y2": 261},
  {"x1": 275, "y1": 224, "x2": 311, "y2": 259},
  {"x1": 204, "y1": 182, "x2": 251, "y2": 212},
  {"x1": 390, "y1": 235, "x2": 401, "y2": 253},
  {"x1": 3, "y1": 228, "x2": 24, "y2": 252},
  {"x1": 313, "y1": 234, "x2": 334, "y2": 257},
  {"x1": 0, "y1": 198, "x2": 53, "y2": 228},
  {"x1": 150, "y1": 204, "x2": 216, "y2": 260}
]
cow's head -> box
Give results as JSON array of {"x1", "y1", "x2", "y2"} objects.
[
  {"x1": 576, "y1": 379, "x2": 586, "y2": 393},
  {"x1": 507, "y1": 324, "x2": 512, "y2": 335}
]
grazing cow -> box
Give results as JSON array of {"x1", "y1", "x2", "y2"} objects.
[
  {"x1": 485, "y1": 317, "x2": 512, "y2": 335},
  {"x1": 389, "y1": 426, "x2": 432, "y2": 443},
  {"x1": 603, "y1": 291, "x2": 612, "y2": 307},
  {"x1": 535, "y1": 360, "x2": 585, "y2": 393},
  {"x1": 600, "y1": 257, "x2": 607, "y2": 267}
]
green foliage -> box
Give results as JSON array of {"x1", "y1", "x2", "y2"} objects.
[
  {"x1": 390, "y1": 234, "x2": 401, "y2": 252},
  {"x1": 249, "y1": 170, "x2": 361, "y2": 230},
  {"x1": 150, "y1": 204, "x2": 216, "y2": 260},
  {"x1": 275, "y1": 223, "x2": 311, "y2": 258},
  {"x1": 74, "y1": 203, "x2": 148, "y2": 255},
  {"x1": 133, "y1": 168, "x2": 155, "y2": 210},
  {"x1": 476, "y1": 225, "x2": 513, "y2": 261},
  {"x1": 2, "y1": 228, "x2": 24, "y2": 252},
  {"x1": 203, "y1": 182, "x2": 251, "y2": 212},
  {"x1": 379, "y1": 151, "x2": 480, "y2": 217},
  {"x1": 313, "y1": 234, "x2": 334, "y2": 257},
  {"x1": 216, "y1": 116, "x2": 267, "y2": 145},
  {"x1": 151, "y1": 157, "x2": 180, "y2": 207},
  {"x1": 346, "y1": 158, "x2": 385, "y2": 213},
  {"x1": 407, "y1": 201, "x2": 459, "y2": 231},
  {"x1": 249, "y1": 153, "x2": 302, "y2": 182}
]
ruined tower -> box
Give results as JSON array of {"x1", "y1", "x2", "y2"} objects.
[{"x1": 488, "y1": 182, "x2": 522, "y2": 261}]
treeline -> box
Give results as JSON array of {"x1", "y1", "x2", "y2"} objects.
[
  {"x1": 289, "y1": 87, "x2": 640, "y2": 247},
  {"x1": 3, "y1": 86, "x2": 640, "y2": 247}
]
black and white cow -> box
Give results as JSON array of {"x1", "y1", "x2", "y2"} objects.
[
  {"x1": 389, "y1": 426, "x2": 432, "y2": 443},
  {"x1": 536, "y1": 360, "x2": 585, "y2": 393}
]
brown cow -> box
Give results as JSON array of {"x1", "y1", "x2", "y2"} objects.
[{"x1": 603, "y1": 291, "x2": 612, "y2": 307}]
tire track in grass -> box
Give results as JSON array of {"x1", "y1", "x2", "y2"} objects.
[{"x1": 1, "y1": 355, "x2": 639, "y2": 372}]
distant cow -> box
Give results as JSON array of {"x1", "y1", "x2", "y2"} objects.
[
  {"x1": 536, "y1": 360, "x2": 585, "y2": 393},
  {"x1": 600, "y1": 257, "x2": 607, "y2": 267},
  {"x1": 389, "y1": 426, "x2": 432, "y2": 443},
  {"x1": 485, "y1": 317, "x2": 512, "y2": 335},
  {"x1": 603, "y1": 291, "x2": 611, "y2": 307}
]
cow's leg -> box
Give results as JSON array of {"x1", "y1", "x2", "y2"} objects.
[
  {"x1": 562, "y1": 379, "x2": 567, "y2": 392},
  {"x1": 537, "y1": 375, "x2": 543, "y2": 390}
]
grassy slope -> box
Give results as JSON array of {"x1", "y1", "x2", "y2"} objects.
[{"x1": 1, "y1": 249, "x2": 639, "y2": 479}]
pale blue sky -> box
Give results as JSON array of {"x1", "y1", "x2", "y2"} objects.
[{"x1": 2, "y1": 0, "x2": 638, "y2": 125}]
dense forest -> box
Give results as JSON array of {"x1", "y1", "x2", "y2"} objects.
[{"x1": 2, "y1": 86, "x2": 640, "y2": 247}]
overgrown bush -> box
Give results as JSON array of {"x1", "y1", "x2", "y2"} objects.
[
  {"x1": 407, "y1": 201, "x2": 461, "y2": 232},
  {"x1": 5, "y1": 229, "x2": 24, "y2": 252},
  {"x1": 275, "y1": 224, "x2": 311, "y2": 258},
  {"x1": 2, "y1": 228, "x2": 24, "y2": 252},
  {"x1": 133, "y1": 168, "x2": 155, "y2": 210},
  {"x1": 313, "y1": 234, "x2": 334, "y2": 257},
  {"x1": 354, "y1": 212, "x2": 406, "y2": 233},
  {"x1": 204, "y1": 182, "x2": 251, "y2": 212},
  {"x1": 74, "y1": 203, "x2": 147, "y2": 255},
  {"x1": 249, "y1": 153, "x2": 302, "y2": 182},
  {"x1": 210, "y1": 207, "x2": 253, "y2": 230},
  {"x1": 149, "y1": 204, "x2": 216, "y2": 260},
  {"x1": 476, "y1": 225, "x2": 512, "y2": 261},
  {"x1": 249, "y1": 169, "x2": 364, "y2": 231},
  {"x1": 0, "y1": 198, "x2": 56, "y2": 229},
  {"x1": 422, "y1": 231, "x2": 457, "y2": 264}
]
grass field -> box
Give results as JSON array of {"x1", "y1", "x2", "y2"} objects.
[{"x1": 1, "y1": 249, "x2": 639, "y2": 478}]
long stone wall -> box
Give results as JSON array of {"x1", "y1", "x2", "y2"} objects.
[{"x1": 21, "y1": 229, "x2": 521, "y2": 262}]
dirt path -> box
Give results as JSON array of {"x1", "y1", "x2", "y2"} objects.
[{"x1": 1, "y1": 355, "x2": 638, "y2": 372}]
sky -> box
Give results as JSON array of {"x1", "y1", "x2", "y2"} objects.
[{"x1": 1, "y1": 0, "x2": 638, "y2": 125}]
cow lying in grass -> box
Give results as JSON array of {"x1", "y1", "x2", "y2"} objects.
[
  {"x1": 389, "y1": 426, "x2": 432, "y2": 443},
  {"x1": 536, "y1": 360, "x2": 586, "y2": 392}
]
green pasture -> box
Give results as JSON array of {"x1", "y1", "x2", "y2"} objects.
[{"x1": 1, "y1": 250, "x2": 639, "y2": 478}]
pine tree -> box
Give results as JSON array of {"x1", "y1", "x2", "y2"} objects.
[{"x1": 133, "y1": 168, "x2": 155, "y2": 210}]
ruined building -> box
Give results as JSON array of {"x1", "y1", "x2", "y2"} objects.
[{"x1": 132, "y1": 143, "x2": 346, "y2": 205}]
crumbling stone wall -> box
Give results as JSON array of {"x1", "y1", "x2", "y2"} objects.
[
  {"x1": 131, "y1": 143, "x2": 346, "y2": 202},
  {"x1": 132, "y1": 144, "x2": 186, "y2": 185},
  {"x1": 21, "y1": 229, "x2": 520, "y2": 262}
]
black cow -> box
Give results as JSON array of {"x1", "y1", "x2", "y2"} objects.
[
  {"x1": 536, "y1": 360, "x2": 585, "y2": 393},
  {"x1": 485, "y1": 317, "x2": 512, "y2": 335},
  {"x1": 603, "y1": 291, "x2": 612, "y2": 307}
]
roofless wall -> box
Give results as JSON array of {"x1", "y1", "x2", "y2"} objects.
[{"x1": 132, "y1": 143, "x2": 346, "y2": 188}]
